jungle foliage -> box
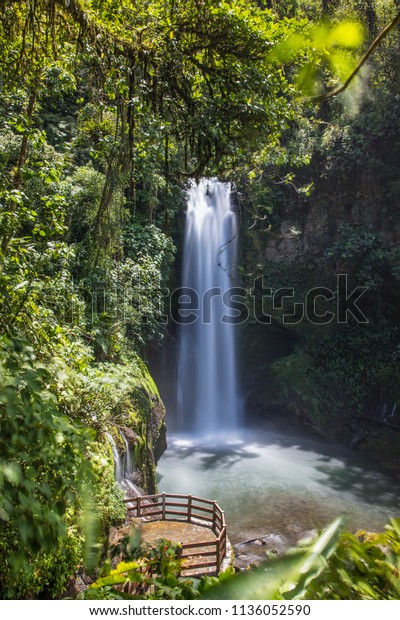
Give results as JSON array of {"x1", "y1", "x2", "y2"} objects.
[
  {"x1": 238, "y1": 1, "x2": 400, "y2": 457},
  {"x1": 0, "y1": 0, "x2": 399, "y2": 601},
  {"x1": 78, "y1": 518, "x2": 400, "y2": 600}
]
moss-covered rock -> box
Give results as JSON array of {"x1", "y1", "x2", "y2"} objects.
[{"x1": 105, "y1": 356, "x2": 167, "y2": 494}]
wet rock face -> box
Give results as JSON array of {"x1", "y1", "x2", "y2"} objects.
[
  {"x1": 238, "y1": 161, "x2": 400, "y2": 441},
  {"x1": 109, "y1": 361, "x2": 167, "y2": 495},
  {"x1": 262, "y1": 167, "x2": 400, "y2": 265},
  {"x1": 233, "y1": 530, "x2": 318, "y2": 571},
  {"x1": 234, "y1": 533, "x2": 289, "y2": 570},
  {"x1": 151, "y1": 399, "x2": 168, "y2": 464},
  {"x1": 129, "y1": 395, "x2": 167, "y2": 495}
]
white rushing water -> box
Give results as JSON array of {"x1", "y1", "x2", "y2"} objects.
[
  {"x1": 177, "y1": 179, "x2": 241, "y2": 436},
  {"x1": 106, "y1": 430, "x2": 142, "y2": 495},
  {"x1": 120, "y1": 429, "x2": 133, "y2": 479},
  {"x1": 106, "y1": 432, "x2": 123, "y2": 484}
]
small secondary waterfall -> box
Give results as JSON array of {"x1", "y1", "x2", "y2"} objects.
[
  {"x1": 106, "y1": 432, "x2": 123, "y2": 484},
  {"x1": 177, "y1": 179, "x2": 241, "y2": 436},
  {"x1": 106, "y1": 430, "x2": 142, "y2": 495},
  {"x1": 120, "y1": 430, "x2": 133, "y2": 480}
]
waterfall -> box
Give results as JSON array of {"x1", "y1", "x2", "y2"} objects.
[
  {"x1": 106, "y1": 432, "x2": 123, "y2": 484},
  {"x1": 120, "y1": 429, "x2": 132, "y2": 478},
  {"x1": 106, "y1": 430, "x2": 142, "y2": 495},
  {"x1": 177, "y1": 178, "x2": 241, "y2": 436}
]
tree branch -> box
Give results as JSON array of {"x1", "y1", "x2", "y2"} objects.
[{"x1": 314, "y1": 10, "x2": 400, "y2": 101}]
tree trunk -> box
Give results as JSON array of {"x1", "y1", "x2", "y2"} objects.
[{"x1": 13, "y1": 89, "x2": 36, "y2": 189}]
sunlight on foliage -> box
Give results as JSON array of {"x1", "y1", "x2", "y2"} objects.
[{"x1": 269, "y1": 20, "x2": 364, "y2": 96}]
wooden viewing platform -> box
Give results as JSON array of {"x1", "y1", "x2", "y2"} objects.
[{"x1": 124, "y1": 493, "x2": 228, "y2": 578}]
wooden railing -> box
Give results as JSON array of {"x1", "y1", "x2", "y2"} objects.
[{"x1": 124, "y1": 493, "x2": 227, "y2": 577}]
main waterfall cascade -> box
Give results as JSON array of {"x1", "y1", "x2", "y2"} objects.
[{"x1": 177, "y1": 179, "x2": 242, "y2": 436}]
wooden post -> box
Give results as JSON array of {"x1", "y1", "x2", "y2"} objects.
[
  {"x1": 221, "y1": 522, "x2": 226, "y2": 563},
  {"x1": 176, "y1": 543, "x2": 182, "y2": 577},
  {"x1": 216, "y1": 536, "x2": 221, "y2": 574},
  {"x1": 188, "y1": 494, "x2": 192, "y2": 523},
  {"x1": 162, "y1": 493, "x2": 166, "y2": 519},
  {"x1": 221, "y1": 510, "x2": 226, "y2": 560},
  {"x1": 137, "y1": 495, "x2": 141, "y2": 518},
  {"x1": 212, "y1": 501, "x2": 217, "y2": 535}
]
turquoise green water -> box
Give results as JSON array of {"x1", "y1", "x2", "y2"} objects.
[{"x1": 157, "y1": 432, "x2": 399, "y2": 551}]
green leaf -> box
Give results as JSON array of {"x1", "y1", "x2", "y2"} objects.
[
  {"x1": 328, "y1": 22, "x2": 363, "y2": 49},
  {"x1": 165, "y1": 573, "x2": 179, "y2": 587},
  {"x1": 0, "y1": 506, "x2": 10, "y2": 521},
  {"x1": 3, "y1": 462, "x2": 22, "y2": 486},
  {"x1": 91, "y1": 561, "x2": 141, "y2": 589},
  {"x1": 201, "y1": 519, "x2": 342, "y2": 600}
]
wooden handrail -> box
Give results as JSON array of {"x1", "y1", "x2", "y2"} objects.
[
  {"x1": 181, "y1": 539, "x2": 217, "y2": 550},
  {"x1": 124, "y1": 493, "x2": 220, "y2": 505},
  {"x1": 125, "y1": 493, "x2": 227, "y2": 577}
]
